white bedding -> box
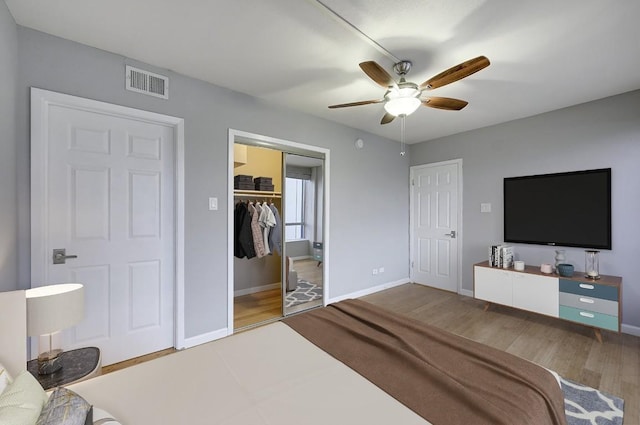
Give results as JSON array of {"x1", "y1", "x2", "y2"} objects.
[{"x1": 67, "y1": 322, "x2": 431, "y2": 425}]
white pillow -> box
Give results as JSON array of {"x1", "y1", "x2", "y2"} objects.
[
  {"x1": 0, "y1": 362, "x2": 12, "y2": 395},
  {"x1": 0, "y1": 370, "x2": 48, "y2": 425}
]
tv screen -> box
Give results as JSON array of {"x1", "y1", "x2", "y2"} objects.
[{"x1": 503, "y1": 168, "x2": 611, "y2": 249}]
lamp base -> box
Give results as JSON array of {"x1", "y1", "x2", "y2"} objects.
[{"x1": 38, "y1": 349, "x2": 63, "y2": 375}]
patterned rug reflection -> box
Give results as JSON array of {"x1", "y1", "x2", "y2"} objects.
[{"x1": 285, "y1": 280, "x2": 322, "y2": 308}]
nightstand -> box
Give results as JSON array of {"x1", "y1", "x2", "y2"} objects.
[{"x1": 28, "y1": 347, "x2": 101, "y2": 390}]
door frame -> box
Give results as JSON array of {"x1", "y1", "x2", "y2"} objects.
[
  {"x1": 227, "y1": 129, "x2": 330, "y2": 335},
  {"x1": 30, "y1": 88, "x2": 187, "y2": 350},
  {"x1": 409, "y1": 158, "x2": 463, "y2": 294}
]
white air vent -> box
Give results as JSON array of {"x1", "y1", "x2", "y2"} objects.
[{"x1": 125, "y1": 65, "x2": 169, "y2": 99}]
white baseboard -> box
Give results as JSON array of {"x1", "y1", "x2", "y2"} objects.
[
  {"x1": 622, "y1": 323, "x2": 640, "y2": 337},
  {"x1": 290, "y1": 255, "x2": 312, "y2": 261},
  {"x1": 459, "y1": 288, "x2": 474, "y2": 297},
  {"x1": 180, "y1": 327, "x2": 228, "y2": 349},
  {"x1": 234, "y1": 282, "x2": 280, "y2": 297},
  {"x1": 328, "y1": 278, "x2": 410, "y2": 304}
]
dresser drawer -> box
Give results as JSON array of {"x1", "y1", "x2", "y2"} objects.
[
  {"x1": 559, "y1": 279, "x2": 618, "y2": 301},
  {"x1": 559, "y1": 292, "x2": 618, "y2": 316},
  {"x1": 559, "y1": 306, "x2": 619, "y2": 331}
]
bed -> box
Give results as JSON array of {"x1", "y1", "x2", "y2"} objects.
[{"x1": 0, "y1": 290, "x2": 567, "y2": 425}]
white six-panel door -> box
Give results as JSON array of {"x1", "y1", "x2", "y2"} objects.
[
  {"x1": 31, "y1": 89, "x2": 180, "y2": 366},
  {"x1": 410, "y1": 160, "x2": 460, "y2": 292}
]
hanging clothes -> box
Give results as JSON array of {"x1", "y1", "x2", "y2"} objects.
[
  {"x1": 234, "y1": 201, "x2": 256, "y2": 259},
  {"x1": 259, "y1": 202, "x2": 277, "y2": 255},
  {"x1": 268, "y1": 203, "x2": 282, "y2": 255},
  {"x1": 257, "y1": 202, "x2": 271, "y2": 255},
  {"x1": 249, "y1": 202, "x2": 267, "y2": 258},
  {"x1": 234, "y1": 201, "x2": 247, "y2": 258}
]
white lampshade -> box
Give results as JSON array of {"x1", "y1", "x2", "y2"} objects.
[
  {"x1": 384, "y1": 86, "x2": 422, "y2": 117},
  {"x1": 26, "y1": 283, "x2": 84, "y2": 336}
]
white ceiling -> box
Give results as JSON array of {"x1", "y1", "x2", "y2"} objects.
[{"x1": 7, "y1": 0, "x2": 640, "y2": 143}]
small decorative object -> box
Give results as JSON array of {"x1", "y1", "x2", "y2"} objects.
[
  {"x1": 540, "y1": 263, "x2": 553, "y2": 274},
  {"x1": 514, "y1": 260, "x2": 525, "y2": 271},
  {"x1": 556, "y1": 263, "x2": 574, "y2": 277},
  {"x1": 554, "y1": 249, "x2": 566, "y2": 273},
  {"x1": 585, "y1": 250, "x2": 600, "y2": 279}
]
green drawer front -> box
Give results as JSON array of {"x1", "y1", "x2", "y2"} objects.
[
  {"x1": 559, "y1": 306, "x2": 619, "y2": 331},
  {"x1": 559, "y1": 279, "x2": 618, "y2": 301}
]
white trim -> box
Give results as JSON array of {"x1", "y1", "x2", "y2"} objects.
[
  {"x1": 327, "y1": 278, "x2": 409, "y2": 304},
  {"x1": 622, "y1": 323, "x2": 640, "y2": 337},
  {"x1": 228, "y1": 129, "x2": 330, "y2": 337},
  {"x1": 409, "y1": 158, "x2": 463, "y2": 293},
  {"x1": 459, "y1": 288, "x2": 474, "y2": 298},
  {"x1": 174, "y1": 120, "x2": 186, "y2": 350},
  {"x1": 181, "y1": 327, "x2": 228, "y2": 349},
  {"x1": 29, "y1": 87, "x2": 187, "y2": 352},
  {"x1": 289, "y1": 255, "x2": 313, "y2": 261},
  {"x1": 234, "y1": 283, "x2": 281, "y2": 297}
]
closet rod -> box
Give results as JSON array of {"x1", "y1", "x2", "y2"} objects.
[{"x1": 234, "y1": 189, "x2": 281, "y2": 198}]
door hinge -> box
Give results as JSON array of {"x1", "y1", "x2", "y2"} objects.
[
  {"x1": 411, "y1": 179, "x2": 415, "y2": 186},
  {"x1": 411, "y1": 261, "x2": 414, "y2": 268}
]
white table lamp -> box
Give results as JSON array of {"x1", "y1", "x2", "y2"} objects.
[{"x1": 26, "y1": 283, "x2": 84, "y2": 374}]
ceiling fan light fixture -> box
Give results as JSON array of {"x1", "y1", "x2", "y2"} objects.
[{"x1": 384, "y1": 96, "x2": 421, "y2": 117}]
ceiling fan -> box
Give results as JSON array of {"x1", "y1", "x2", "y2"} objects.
[{"x1": 329, "y1": 56, "x2": 490, "y2": 125}]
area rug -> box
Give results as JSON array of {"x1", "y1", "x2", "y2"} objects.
[
  {"x1": 561, "y1": 375, "x2": 624, "y2": 425},
  {"x1": 285, "y1": 280, "x2": 322, "y2": 307}
]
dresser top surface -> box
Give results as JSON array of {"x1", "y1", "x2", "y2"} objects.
[{"x1": 474, "y1": 261, "x2": 621, "y2": 287}]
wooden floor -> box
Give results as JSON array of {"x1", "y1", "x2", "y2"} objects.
[
  {"x1": 102, "y1": 282, "x2": 639, "y2": 423},
  {"x1": 101, "y1": 347, "x2": 176, "y2": 375},
  {"x1": 295, "y1": 258, "x2": 323, "y2": 287},
  {"x1": 233, "y1": 258, "x2": 323, "y2": 329},
  {"x1": 363, "y1": 284, "x2": 639, "y2": 424},
  {"x1": 234, "y1": 287, "x2": 282, "y2": 329}
]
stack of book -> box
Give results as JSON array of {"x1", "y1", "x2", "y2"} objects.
[
  {"x1": 234, "y1": 175, "x2": 254, "y2": 190},
  {"x1": 254, "y1": 177, "x2": 274, "y2": 191},
  {"x1": 488, "y1": 244, "x2": 514, "y2": 268}
]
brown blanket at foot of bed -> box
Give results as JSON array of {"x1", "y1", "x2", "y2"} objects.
[{"x1": 284, "y1": 299, "x2": 567, "y2": 425}]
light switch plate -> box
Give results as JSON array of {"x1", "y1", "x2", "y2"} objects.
[
  {"x1": 209, "y1": 197, "x2": 218, "y2": 211},
  {"x1": 480, "y1": 203, "x2": 491, "y2": 213}
]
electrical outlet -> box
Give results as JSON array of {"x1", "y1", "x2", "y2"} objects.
[
  {"x1": 480, "y1": 203, "x2": 491, "y2": 213},
  {"x1": 379, "y1": 267, "x2": 385, "y2": 274},
  {"x1": 372, "y1": 268, "x2": 378, "y2": 275}
]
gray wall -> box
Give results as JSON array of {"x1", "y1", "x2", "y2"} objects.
[
  {"x1": 233, "y1": 255, "x2": 281, "y2": 292},
  {"x1": 0, "y1": 1, "x2": 17, "y2": 291},
  {"x1": 410, "y1": 90, "x2": 640, "y2": 329},
  {"x1": 14, "y1": 27, "x2": 410, "y2": 338},
  {"x1": 286, "y1": 240, "x2": 311, "y2": 258}
]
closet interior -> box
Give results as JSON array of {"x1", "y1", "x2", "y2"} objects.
[{"x1": 233, "y1": 143, "x2": 324, "y2": 330}]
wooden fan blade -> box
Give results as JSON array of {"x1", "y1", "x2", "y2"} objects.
[
  {"x1": 328, "y1": 99, "x2": 383, "y2": 109},
  {"x1": 359, "y1": 61, "x2": 396, "y2": 88},
  {"x1": 420, "y1": 56, "x2": 490, "y2": 90},
  {"x1": 422, "y1": 97, "x2": 469, "y2": 111},
  {"x1": 381, "y1": 112, "x2": 395, "y2": 125}
]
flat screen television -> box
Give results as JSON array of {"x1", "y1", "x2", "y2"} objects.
[{"x1": 503, "y1": 168, "x2": 611, "y2": 249}]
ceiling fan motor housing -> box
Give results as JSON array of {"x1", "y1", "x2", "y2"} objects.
[{"x1": 393, "y1": 60, "x2": 412, "y2": 77}]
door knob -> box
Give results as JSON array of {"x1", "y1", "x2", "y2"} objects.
[
  {"x1": 52, "y1": 248, "x2": 78, "y2": 265},
  {"x1": 444, "y1": 230, "x2": 456, "y2": 238}
]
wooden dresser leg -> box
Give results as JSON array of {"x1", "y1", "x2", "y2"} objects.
[
  {"x1": 593, "y1": 328, "x2": 603, "y2": 344},
  {"x1": 483, "y1": 302, "x2": 491, "y2": 312}
]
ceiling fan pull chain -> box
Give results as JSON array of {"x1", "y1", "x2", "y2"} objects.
[{"x1": 400, "y1": 115, "x2": 406, "y2": 156}]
